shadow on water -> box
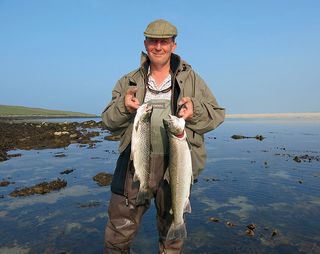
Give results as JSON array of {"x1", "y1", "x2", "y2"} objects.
[{"x1": 0, "y1": 118, "x2": 320, "y2": 253}]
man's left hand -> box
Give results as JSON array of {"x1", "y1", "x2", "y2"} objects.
[{"x1": 178, "y1": 97, "x2": 193, "y2": 121}]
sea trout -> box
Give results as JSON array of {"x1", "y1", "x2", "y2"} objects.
[
  {"x1": 163, "y1": 114, "x2": 193, "y2": 241},
  {"x1": 131, "y1": 103, "x2": 153, "y2": 205}
]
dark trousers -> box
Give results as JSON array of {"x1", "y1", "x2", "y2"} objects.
[{"x1": 104, "y1": 158, "x2": 184, "y2": 254}]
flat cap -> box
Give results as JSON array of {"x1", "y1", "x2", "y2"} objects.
[{"x1": 144, "y1": 19, "x2": 177, "y2": 38}]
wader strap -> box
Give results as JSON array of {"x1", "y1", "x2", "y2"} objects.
[{"x1": 147, "y1": 99, "x2": 171, "y2": 155}]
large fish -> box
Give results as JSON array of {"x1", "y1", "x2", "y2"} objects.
[
  {"x1": 131, "y1": 103, "x2": 153, "y2": 205},
  {"x1": 163, "y1": 114, "x2": 193, "y2": 241}
]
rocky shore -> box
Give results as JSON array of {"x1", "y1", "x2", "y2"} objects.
[
  {"x1": 0, "y1": 119, "x2": 116, "y2": 196},
  {"x1": 0, "y1": 120, "x2": 107, "y2": 162}
]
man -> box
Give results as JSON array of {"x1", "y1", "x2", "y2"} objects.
[{"x1": 102, "y1": 19, "x2": 225, "y2": 254}]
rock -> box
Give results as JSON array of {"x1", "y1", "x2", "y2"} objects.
[
  {"x1": 104, "y1": 135, "x2": 121, "y2": 141},
  {"x1": 93, "y1": 172, "x2": 113, "y2": 186},
  {"x1": 54, "y1": 131, "x2": 69, "y2": 136},
  {"x1": 293, "y1": 154, "x2": 319, "y2": 163},
  {"x1": 70, "y1": 133, "x2": 78, "y2": 139},
  {"x1": 293, "y1": 156, "x2": 302, "y2": 163},
  {"x1": 255, "y1": 135, "x2": 265, "y2": 141},
  {"x1": 9, "y1": 178, "x2": 67, "y2": 197},
  {"x1": 247, "y1": 223, "x2": 256, "y2": 230},
  {"x1": 0, "y1": 150, "x2": 8, "y2": 162},
  {"x1": 245, "y1": 228, "x2": 255, "y2": 236},
  {"x1": 0, "y1": 121, "x2": 106, "y2": 162},
  {"x1": 271, "y1": 229, "x2": 278, "y2": 237},
  {"x1": 0, "y1": 180, "x2": 10, "y2": 187},
  {"x1": 209, "y1": 217, "x2": 220, "y2": 222},
  {"x1": 226, "y1": 221, "x2": 236, "y2": 227},
  {"x1": 231, "y1": 135, "x2": 246, "y2": 139},
  {"x1": 231, "y1": 134, "x2": 265, "y2": 141},
  {"x1": 54, "y1": 152, "x2": 66, "y2": 158},
  {"x1": 60, "y1": 168, "x2": 75, "y2": 174},
  {"x1": 7, "y1": 153, "x2": 22, "y2": 158}
]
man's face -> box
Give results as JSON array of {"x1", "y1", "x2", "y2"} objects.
[{"x1": 144, "y1": 37, "x2": 176, "y2": 67}]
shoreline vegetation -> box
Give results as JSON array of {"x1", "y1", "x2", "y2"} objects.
[{"x1": 0, "y1": 104, "x2": 98, "y2": 120}]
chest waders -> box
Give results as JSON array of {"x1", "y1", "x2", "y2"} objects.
[
  {"x1": 147, "y1": 99, "x2": 172, "y2": 190},
  {"x1": 105, "y1": 98, "x2": 185, "y2": 253}
]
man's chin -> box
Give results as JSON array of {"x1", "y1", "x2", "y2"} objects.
[
  {"x1": 150, "y1": 55, "x2": 164, "y2": 60},
  {"x1": 149, "y1": 56, "x2": 169, "y2": 65}
]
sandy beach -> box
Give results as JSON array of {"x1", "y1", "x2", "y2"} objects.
[{"x1": 226, "y1": 112, "x2": 320, "y2": 119}]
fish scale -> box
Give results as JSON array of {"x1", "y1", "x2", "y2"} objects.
[
  {"x1": 130, "y1": 103, "x2": 153, "y2": 205},
  {"x1": 163, "y1": 114, "x2": 193, "y2": 241}
]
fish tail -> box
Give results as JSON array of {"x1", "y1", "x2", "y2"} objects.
[
  {"x1": 166, "y1": 222, "x2": 187, "y2": 241},
  {"x1": 135, "y1": 189, "x2": 152, "y2": 205}
]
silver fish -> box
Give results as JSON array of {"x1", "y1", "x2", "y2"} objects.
[
  {"x1": 131, "y1": 103, "x2": 153, "y2": 205},
  {"x1": 163, "y1": 114, "x2": 193, "y2": 241}
]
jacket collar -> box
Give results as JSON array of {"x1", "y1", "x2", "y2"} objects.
[{"x1": 140, "y1": 51, "x2": 185, "y2": 76}]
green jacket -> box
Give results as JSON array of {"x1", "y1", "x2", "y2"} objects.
[{"x1": 102, "y1": 52, "x2": 225, "y2": 179}]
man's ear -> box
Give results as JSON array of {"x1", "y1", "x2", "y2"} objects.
[{"x1": 172, "y1": 42, "x2": 177, "y2": 53}]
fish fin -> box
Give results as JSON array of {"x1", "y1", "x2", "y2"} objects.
[
  {"x1": 163, "y1": 168, "x2": 170, "y2": 183},
  {"x1": 166, "y1": 222, "x2": 187, "y2": 241},
  {"x1": 135, "y1": 189, "x2": 152, "y2": 205},
  {"x1": 184, "y1": 199, "x2": 192, "y2": 213}
]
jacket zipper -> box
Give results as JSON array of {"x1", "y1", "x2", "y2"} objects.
[{"x1": 123, "y1": 160, "x2": 132, "y2": 207}]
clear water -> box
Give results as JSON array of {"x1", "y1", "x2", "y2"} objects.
[{"x1": 0, "y1": 118, "x2": 319, "y2": 254}]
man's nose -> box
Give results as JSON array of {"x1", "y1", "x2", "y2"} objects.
[{"x1": 155, "y1": 41, "x2": 162, "y2": 50}]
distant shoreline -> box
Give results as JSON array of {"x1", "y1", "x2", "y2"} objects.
[
  {"x1": 226, "y1": 112, "x2": 320, "y2": 119},
  {"x1": 0, "y1": 105, "x2": 98, "y2": 120},
  {"x1": 0, "y1": 115, "x2": 100, "y2": 121}
]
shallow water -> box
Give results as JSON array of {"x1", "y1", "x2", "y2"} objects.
[{"x1": 0, "y1": 118, "x2": 319, "y2": 253}]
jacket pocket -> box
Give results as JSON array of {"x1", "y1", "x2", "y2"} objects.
[{"x1": 111, "y1": 144, "x2": 131, "y2": 196}]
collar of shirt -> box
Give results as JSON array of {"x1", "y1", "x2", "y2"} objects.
[
  {"x1": 144, "y1": 67, "x2": 172, "y2": 102},
  {"x1": 147, "y1": 67, "x2": 172, "y2": 91}
]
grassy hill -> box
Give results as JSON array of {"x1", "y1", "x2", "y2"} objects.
[{"x1": 0, "y1": 105, "x2": 98, "y2": 118}]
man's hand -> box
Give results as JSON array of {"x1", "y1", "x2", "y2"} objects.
[
  {"x1": 125, "y1": 88, "x2": 140, "y2": 113},
  {"x1": 178, "y1": 97, "x2": 193, "y2": 121}
]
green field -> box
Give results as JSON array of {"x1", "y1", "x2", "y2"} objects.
[{"x1": 0, "y1": 104, "x2": 97, "y2": 118}]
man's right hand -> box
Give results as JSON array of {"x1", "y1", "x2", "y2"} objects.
[{"x1": 124, "y1": 87, "x2": 140, "y2": 113}]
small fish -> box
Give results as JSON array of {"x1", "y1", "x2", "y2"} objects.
[
  {"x1": 131, "y1": 103, "x2": 153, "y2": 205},
  {"x1": 163, "y1": 114, "x2": 193, "y2": 241}
]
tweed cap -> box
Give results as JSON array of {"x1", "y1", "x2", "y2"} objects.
[{"x1": 144, "y1": 19, "x2": 177, "y2": 38}]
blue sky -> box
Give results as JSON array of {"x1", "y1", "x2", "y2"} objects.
[{"x1": 1, "y1": 0, "x2": 319, "y2": 115}]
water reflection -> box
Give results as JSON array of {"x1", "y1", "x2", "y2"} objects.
[{"x1": 0, "y1": 118, "x2": 320, "y2": 253}]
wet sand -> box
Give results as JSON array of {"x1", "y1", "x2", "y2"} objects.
[{"x1": 226, "y1": 112, "x2": 320, "y2": 119}]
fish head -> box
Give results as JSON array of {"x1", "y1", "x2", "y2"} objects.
[
  {"x1": 163, "y1": 114, "x2": 185, "y2": 135},
  {"x1": 137, "y1": 103, "x2": 153, "y2": 122}
]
